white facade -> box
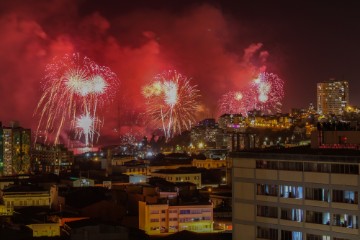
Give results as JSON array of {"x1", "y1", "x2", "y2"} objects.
[{"x1": 232, "y1": 151, "x2": 360, "y2": 240}]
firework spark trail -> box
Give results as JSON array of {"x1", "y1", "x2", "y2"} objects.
[
  {"x1": 218, "y1": 72, "x2": 284, "y2": 116},
  {"x1": 218, "y1": 90, "x2": 251, "y2": 116},
  {"x1": 34, "y1": 53, "x2": 119, "y2": 146},
  {"x1": 142, "y1": 70, "x2": 200, "y2": 141},
  {"x1": 251, "y1": 72, "x2": 284, "y2": 114},
  {"x1": 119, "y1": 130, "x2": 142, "y2": 146},
  {"x1": 75, "y1": 112, "x2": 100, "y2": 147}
]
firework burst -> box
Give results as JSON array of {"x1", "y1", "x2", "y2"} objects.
[
  {"x1": 219, "y1": 72, "x2": 284, "y2": 116},
  {"x1": 251, "y1": 72, "x2": 284, "y2": 113},
  {"x1": 119, "y1": 130, "x2": 142, "y2": 146},
  {"x1": 34, "y1": 53, "x2": 119, "y2": 146},
  {"x1": 218, "y1": 91, "x2": 250, "y2": 116},
  {"x1": 142, "y1": 70, "x2": 200, "y2": 141},
  {"x1": 75, "y1": 112, "x2": 101, "y2": 147}
]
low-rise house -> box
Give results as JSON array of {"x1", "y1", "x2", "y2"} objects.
[
  {"x1": 27, "y1": 223, "x2": 60, "y2": 237},
  {"x1": 139, "y1": 201, "x2": 213, "y2": 235},
  {"x1": 0, "y1": 185, "x2": 50, "y2": 209},
  {"x1": 151, "y1": 168, "x2": 202, "y2": 189}
]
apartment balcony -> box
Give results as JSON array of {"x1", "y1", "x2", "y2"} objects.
[
  {"x1": 332, "y1": 202, "x2": 358, "y2": 211},
  {"x1": 331, "y1": 174, "x2": 358, "y2": 186},
  {"x1": 304, "y1": 222, "x2": 330, "y2": 231},
  {"x1": 304, "y1": 172, "x2": 329, "y2": 184},
  {"x1": 256, "y1": 216, "x2": 278, "y2": 225},
  {"x1": 304, "y1": 199, "x2": 330, "y2": 208},
  {"x1": 279, "y1": 170, "x2": 302, "y2": 182},
  {"x1": 279, "y1": 219, "x2": 303, "y2": 228},
  {"x1": 256, "y1": 169, "x2": 277, "y2": 180},
  {"x1": 279, "y1": 197, "x2": 302, "y2": 205},
  {"x1": 256, "y1": 195, "x2": 278, "y2": 203},
  {"x1": 332, "y1": 225, "x2": 359, "y2": 235},
  {"x1": 234, "y1": 168, "x2": 254, "y2": 178}
]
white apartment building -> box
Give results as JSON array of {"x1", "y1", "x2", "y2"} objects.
[{"x1": 232, "y1": 149, "x2": 360, "y2": 240}]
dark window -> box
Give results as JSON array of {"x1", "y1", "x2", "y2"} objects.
[
  {"x1": 257, "y1": 205, "x2": 278, "y2": 218},
  {"x1": 279, "y1": 161, "x2": 303, "y2": 171},
  {"x1": 256, "y1": 160, "x2": 278, "y2": 170},
  {"x1": 305, "y1": 188, "x2": 329, "y2": 202},
  {"x1": 257, "y1": 226, "x2": 278, "y2": 240},
  {"x1": 306, "y1": 211, "x2": 329, "y2": 225},
  {"x1": 257, "y1": 184, "x2": 278, "y2": 196},
  {"x1": 280, "y1": 208, "x2": 303, "y2": 222},
  {"x1": 304, "y1": 162, "x2": 330, "y2": 173},
  {"x1": 306, "y1": 234, "x2": 330, "y2": 240},
  {"x1": 179, "y1": 210, "x2": 190, "y2": 214},
  {"x1": 331, "y1": 164, "x2": 359, "y2": 174}
]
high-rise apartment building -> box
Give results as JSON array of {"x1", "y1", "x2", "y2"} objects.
[
  {"x1": 0, "y1": 122, "x2": 31, "y2": 176},
  {"x1": 232, "y1": 149, "x2": 360, "y2": 240},
  {"x1": 31, "y1": 143, "x2": 73, "y2": 174},
  {"x1": 317, "y1": 79, "x2": 349, "y2": 115}
]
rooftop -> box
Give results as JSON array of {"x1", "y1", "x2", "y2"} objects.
[
  {"x1": 2, "y1": 184, "x2": 47, "y2": 193},
  {"x1": 230, "y1": 146, "x2": 360, "y2": 162},
  {"x1": 63, "y1": 187, "x2": 110, "y2": 209},
  {"x1": 150, "y1": 230, "x2": 231, "y2": 240},
  {"x1": 153, "y1": 167, "x2": 202, "y2": 174},
  {"x1": 65, "y1": 218, "x2": 104, "y2": 228},
  {"x1": 148, "y1": 199, "x2": 212, "y2": 206},
  {"x1": 149, "y1": 153, "x2": 193, "y2": 166}
]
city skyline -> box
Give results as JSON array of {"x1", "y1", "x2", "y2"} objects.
[{"x1": 1, "y1": 0, "x2": 360, "y2": 145}]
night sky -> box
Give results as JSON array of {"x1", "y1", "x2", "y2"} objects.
[{"x1": 1, "y1": 0, "x2": 360, "y2": 144}]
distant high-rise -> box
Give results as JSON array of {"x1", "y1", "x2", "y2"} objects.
[
  {"x1": 317, "y1": 79, "x2": 349, "y2": 115},
  {"x1": 0, "y1": 122, "x2": 31, "y2": 176}
]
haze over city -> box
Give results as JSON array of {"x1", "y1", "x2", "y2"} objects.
[{"x1": 2, "y1": 1, "x2": 360, "y2": 240}]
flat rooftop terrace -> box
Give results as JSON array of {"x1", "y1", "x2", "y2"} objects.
[{"x1": 230, "y1": 146, "x2": 360, "y2": 163}]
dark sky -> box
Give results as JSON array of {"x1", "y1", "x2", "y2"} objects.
[{"x1": 0, "y1": 0, "x2": 360, "y2": 143}]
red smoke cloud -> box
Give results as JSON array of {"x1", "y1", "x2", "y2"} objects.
[{"x1": 0, "y1": 1, "x2": 271, "y2": 145}]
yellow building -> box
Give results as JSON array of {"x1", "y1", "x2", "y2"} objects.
[
  {"x1": 148, "y1": 163, "x2": 193, "y2": 176},
  {"x1": 139, "y1": 201, "x2": 213, "y2": 235},
  {"x1": 248, "y1": 114, "x2": 292, "y2": 129},
  {"x1": 192, "y1": 159, "x2": 227, "y2": 169},
  {"x1": 27, "y1": 223, "x2": 60, "y2": 237},
  {"x1": 122, "y1": 164, "x2": 148, "y2": 176},
  {"x1": 0, "y1": 204, "x2": 12, "y2": 216},
  {"x1": 151, "y1": 169, "x2": 202, "y2": 189},
  {"x1": 1, "y1": 185, "x2": 50, "y2": 209},
  {"x1": 112, "y1": 156, "x2": 134, "y2": 166}
]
